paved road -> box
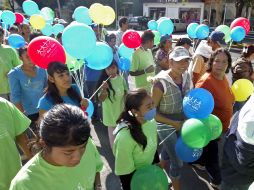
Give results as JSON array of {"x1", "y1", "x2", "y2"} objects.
[{"x1": 92, "y1": 32, "x2": 242, "y2": 190}]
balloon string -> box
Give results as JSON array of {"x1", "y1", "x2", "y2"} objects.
[
  {"x1": 89, "y1": 75, "x2": 111, "y2": 100},
  {"x1": 159, "y1": 129, "x2": 176, "y2": 146},
  {"x1": 228, "y1": 40, "x2": 233, "y2": 52}
]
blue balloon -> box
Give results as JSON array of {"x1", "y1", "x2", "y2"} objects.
[
  {"x1": 187, "y1": 23, "x2": 199, "y2": 38},
  {"x1": 53, "y1": 24, "x2": 64, "y2": 36},
  {"x1": 22, "y1": 0, "x2": 40, "y2": 16},
  {"x1": 119, "y1": 57, "x2": 131, "y2": 71},
  {"x1": 231, "y1": 26, "x2": 245, "y2": 42},
  {"x1": 195, "y1": 24, "x2": 210, "y2": 39},
  {"x1": 86, "y1": 42, "x2": 113, "y2": 70},
  {"x1": 183, "y1": 88, "x2": 214, "y2": 119},
  {"x1": 73, "y1": 6, "x2": 92, "y2": 25},
  {"x1": 148, "y1": 20, "x2": 158, "y2": 30},
  {"x1": 1, "y1": 10, "x2": 16, "y2": 25},
  {"x1": 86, "y1": 98, "x2": 94, "y2": 118},
  {"x1": 62, "y1": 23, "x2": 96, "y2": 59},
  {"x1": 118, "y1": 44, "x2": 134, "y2": 60},
  {"x1": 158, "y1": 18, "x2": 174, "y2": 35},
  {"x1": 41, "y1": 23, "x2": 53, "y2": 36},
  {"x1": 175, "y1": 137, "x2": 203, "y2": 162},
  {"x1": 8, "y1": 34, "x2": 26, "y2": 49}
]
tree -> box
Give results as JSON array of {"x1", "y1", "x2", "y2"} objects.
[{"x1": 235, "y1": 0, "x2": 244, "y2": 18}]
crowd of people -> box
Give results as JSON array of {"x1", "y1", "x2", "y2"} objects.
[{"x1": 1, "y1": 15, "x2": 254, "y2": 190}]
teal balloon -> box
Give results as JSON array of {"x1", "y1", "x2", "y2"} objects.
[
  {"x1": 118, "y1": 44, "x2": 134, "y2": 60},
  {"x1": 148, "y1": 20, "x2": 158, "y2": 30},
  {"x1": 62, "y1": 23, "x2": 96, "y2": 59},
  {"x1": 231, "y1": 26, "x2": 245, "y2": 42},
  {"x1": 73, "y1": 6, "x2": 92, "y2": 25},
  {"x1": 53, "y1": 24, "x2": 64, "y2": 36},
  {"x1": 86, "y1": 42, "x2": 113, "y2": 70},
  {"x1": 157, "y1": 17, "x2": 168, "y2": 23},
  {"x1": 1, "y1": 10, "x2": 16, "y2": 25},
  {"x1": 41, "y1": 23, "x2": 53, "y2": 36},
  {"x1": 195, "y1": 24, "x2": 210, "y2": 39},
  {"x1": 158, "y1": 18, "x2": 174, "y2": 35},
  {"x1": 22, "y1": 0, "x2": 40, "y2": 16},
  {"x1": 187, "y1": 23, "x2": 199, "y2": 38},
  {"x1": 86, "y1": 98, "x2": 94, "y2": 118}
]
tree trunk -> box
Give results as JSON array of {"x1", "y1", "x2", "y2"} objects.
[
  {"x1": 235, "y1": 0, "x2": 244, "y2": 18},
  {"x1": 8, "y1": 0, "x2": 15, "y2": 12}
]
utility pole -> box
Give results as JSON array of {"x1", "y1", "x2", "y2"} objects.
[
  {"x1": 115, "y1": 0, "x2": 118, "y2": 29},
  {"x1": 57, "y1": 0, "x2": 62, "y2": 18}
]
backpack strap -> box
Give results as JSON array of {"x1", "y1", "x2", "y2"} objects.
[{"x1": 113, "y1": 121, "x2": 129, "y2": 136}]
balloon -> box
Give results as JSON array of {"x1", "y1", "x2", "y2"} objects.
[
  {"x1": 183, "y1": 88, "x2": 214, "y2": 119},
  {"x1": 201, "y1": 114, "x2": 222, "y2": 140},
  {"x1": 22, "y1": 0, "x2": 40, "y2": 16},
  {"x1": 231, "y1": 79, "x2": 254, "y2": 101},
  {"x1": 86, "y1": 42, "x2": 113, "y2": 70},
  {"x1": 230, "y1": 26, "x2": 246, "y2": 42},
  {"x1": 157, "y1": 17, "x2": 168, "y2": 24},
  {"x1": 131, "y1": 165, "x2": 168, "y2": 190},
  {"x1": 195, "y1": 24, "x2": 209, "y2": 39},
  {"x1": 122, "y1": 30, "x2": 141, "y2": 49},
  {"x1": 152, "y1": 30, "x2": 161, "y2": 45},
  {"x1": 215, "y1": 25, "x2": 231, "y2": 43},
  {"x1": 62, "y1": 23, "x2": 96, "y2": 59},
  {"x1": 53, "y1": 24, "x2": 64, "y2": 36},
  {"x1": 88, "y1": 3, "x2": 105, "y2": 24},
  {"x1": 15, "y1": 13, "x2": 24, "y2": 24},
  {"x1": 30, "y1": 14, "x2": 46, "y2": 30},
  {"x1": 158, "y1": 18, "x2": 174, "y2": 35},
  {"x1": 27, "y1": 36, "x2": 66, "y2": 69},
  {"x1": 1, "y1": 10, "x2": 16, "y2": 25},
  {"x1": 73, "y1": 6, "x2": 92, "y2": 25},
  {"x1": 8, "y1": 34, "x2": 26, "y2": 49},
  {"x1": 66, "y1": 53, "x2": 84, "y2": 72},
  {"x1": 230, "y1": 17, "x2": 250, "y2": 35},
  {"x1": 86, "y1": 98, "x2": 94, "y2": 118},
  {"x1": 181, "y1": 118, "x2": 211, "y2": 148},
  {"x1": 41, "y1": 23, "x2": 53, "y2": 36},
  {"x1": 101, "y1": 6, "x2": 115, "y2": 26},
  {"x1": 187, "y1": 23, "x2": 199, "y2": 38},
  {"x1": 175, "y1": 137, "x2": 203, "y2": 162},
  {"x1": 41, "y1": 7, "x2": 55, "y2": 22},
  {"x1": 119, "y1": 57, "x2": 131, "y2": 71},
  {"x1": 148, "y1": 20, "x2": 158, "y2": 30},
  {"x1": 118, "y1": 44, "x2": 134, "y2": 60}
]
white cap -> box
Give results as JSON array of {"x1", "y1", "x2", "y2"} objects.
[
  {"x1": 194, "y1": 40, "x2": 213, "y2": 59},
  {"x1": 169, "y1": 46, "x2": 191, "y2": 61}
]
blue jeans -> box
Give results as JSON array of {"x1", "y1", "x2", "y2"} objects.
[
  {"x1": 221, "y1": 182, "x2": 251, "y2": 190},
  {"x1": 157, "y1": 123, "x2": 183, "y2": 179}
]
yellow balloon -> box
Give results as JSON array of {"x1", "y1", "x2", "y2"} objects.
[
  {"x1": 102, "y1": 6, "x2": 115, "y2": 26},
  {"x1": 30, "y1": 14, "x2": 46, "y2": 30},
  {"x1": 89, "y1": 3, "x2": 104, "y2": 24},
  {"x1": 231, "y1": 79, "x2": 254, "y2": 101}
]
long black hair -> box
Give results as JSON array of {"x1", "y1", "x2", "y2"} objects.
[
  {"x1": 117, "y1": 89, "x2": 148, "y2": 150},
  {"x1": 40, "y1": 104, "x2": 91, "y2": 147},
  {"x1": 97, "y1": 60, "x2": 118, "y2": 103},
  {"x1": 45, "y1": 62, "x2": 81, "y2": 106}
]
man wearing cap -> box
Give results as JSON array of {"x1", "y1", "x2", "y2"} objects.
[
  {"x1": 154, "y1": 34, "x2": 172, "y2": 74},
  {"x1": 191, "y1": 31, "x2": 226, "y2": 85},
  {"x1": 175, "y1": 38, "x2": 193, "y2": 52},
  {"x1": 116, "y1": 17, "x2": 128, "y2": 47},
  {"x1": 221, "y1": 93, "x2": 254, "y2": 190},
  {"x1": 130, "y1": 30, "x2": 155, "y2": 92}
]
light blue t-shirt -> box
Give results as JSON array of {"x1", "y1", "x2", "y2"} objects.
[
  {"x1": 37, "y1": 84, "x2": 81, "y2": 111},
  {"x1": 8, "y1": 65, "x2": 47, "y2": 116}
]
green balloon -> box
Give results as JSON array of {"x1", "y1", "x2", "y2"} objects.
[
  {"x1": 201, "y1": 114, "x2": 222, "y2": 140},
  {"x1": 66, "y1": 53, "x2": 84, "y2": 72},
  {"x1": 41, "y1": 7, "x2": 55, "y2": 21},
  {"x1": 152, "y1": 30, "x2": 161, "y2": 46},
  {"x1": 181, "y1": 118, "x2": 211, "y2": 149},
  {"x1": 131, "y1": 165, "x2": 168, "y2": 190},
  {"x1": 215, "y1": 25, "x2": 231, "y2": 43}
]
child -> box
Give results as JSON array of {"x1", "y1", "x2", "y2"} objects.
[{"x1": 97, "y1": 60, "x2": 127, "y2": 148}]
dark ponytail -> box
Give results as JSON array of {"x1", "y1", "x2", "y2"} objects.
[{"x1": 117, "y1": 89, "x2": 148, "y2": 150}]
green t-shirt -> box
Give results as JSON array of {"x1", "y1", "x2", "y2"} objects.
[
  {"x1": 130, "y1": 48, "x2": 155, "y2": 91},
  {"x1": 102, "y1": 75, "x2": 127, "y2": 127},
  {"x1": 0, "y1": 45, "x2": 21, "y2": 94},
  {"x1": 0, "y1": 98, "x2": 30, "y2": 190},
  {"x1": 10, "y1": 138, "x2": 103, "y2": 190},
  {"x1": 113, "y1": 120, "x2": 158, "y2": 175}
]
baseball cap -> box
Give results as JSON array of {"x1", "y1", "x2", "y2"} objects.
[
  {"x1": 169, "y1": 46, "x2": 191, "y2": 61},
  {"x1": 209, "y1": 31, "x2": 227, "y2": 45},
  {"x1": 160, "y1": 34, "x2": 172, "y2": 43},
  {"x1": 176, "y1": 38, "x2": 193, "y2": 47}
]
